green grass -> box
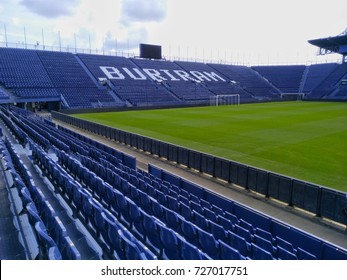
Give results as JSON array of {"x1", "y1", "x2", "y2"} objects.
[{"x1": 74, "y1": 102, "x2": 347, "y2": 192}]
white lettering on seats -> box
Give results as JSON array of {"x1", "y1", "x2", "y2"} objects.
[
  {"x1": 122, "y1": 68, "x2": 147, "y2": 80},
  {"x1": 143, "y1": 69, "x2": 167, "y2": 82},
  {"x1": 99, "y1": 66, "x2": 125, "y2": 79}
]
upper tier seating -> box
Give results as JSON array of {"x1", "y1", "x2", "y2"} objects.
[
  {"x1": 175, "y1": 61, "x2": 254, "y2": 101},
  {"x1": 252, "y1": 65, "x2": 306, "y2": 93},
  {"x1": 131, "y1": 58, "x2": 215, "y2": 102},
  {"x1": 37, "y1": 51, "x2": 116, "y2": 108},
  {"x1": 0, "y1": 48, "x2": 59, "y2": 99},
  {"x1": 78, "y1": 54, "x2": 180, "y2": 106},
  {"x1": 208, "y1": 64, "x2": 281, "y2": 100}
]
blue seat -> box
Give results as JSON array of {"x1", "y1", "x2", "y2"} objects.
[
  {"x1": 127, "y1": 199, "x2": 145, "y2": 240},
  {"x1": 129, "y1": 183, "x2": 140, "y2": 204},
  {"x1": 224, "y1": 211, "x2": 239, "y2": 225},
  {"x1": 181, "y1": 219, "x2": 198, "y2": 247},
  {"x1": 180, "y1": 238, "x2": 211, "y2": 260},
  {"x1": 159, "y1": 225, "x2": 181, "y2": 259},
  {"x1": 228, "y1": 231, "x2": 250, "y2": 257},
  {"x1": 120, "y1": 178, "x2": 131, "y2": 196},
  {"x1": 276, "y1": 236, "x2": 295, "y2": 253},
  {"x1": 60, "y1": 235, "x2": 82, "y2": 260},
  {"x1": 277, "y1": 246, "x2": 298, "y2": 260},
  {"x1": 218, "y1": 215, "x2": 234, "y2": 232},
  {"x1": 34, "y1": 221, "x2": 59, "y2": 260},
  {"x1": 219, "y1": 240, "x2": 245, "y2": 260},
  {"x1": 114, "y1": 191, "x2": 128, "y2": 219},
  {"x1": 178, "y1": 195, "x2": 190, "y2": 207},
  {"x1": 50, "y1": 216, "x2": 68, "y2": 248},
  {"x1": 164, "y1": 207, "x2": 181, "y2": 233},
  {"x1": 191, "y1": 201, "x2": 204, "y2": 215},
  {"x1": 151, "y1": 198, "x2": 164, "y2": 220},
  {"x1": 209, "y1": 220, "x2": 228, "y2": 243},
  {"x1": 255, "y1": 227, "x2": 275, "y2": 244},
  {"x1": 20, "y1": 186, "x2": 33, "y2": 205},
  {"x1": 138, "y1": 190, "x2": 152, "y2": 212},
  {"x1": 167, "y1": 195, "x2": 180, "y2": 212},
  {"x1": 156, "y1": 190, "x2": 167, "y2": 206},
  {"x1": 253, "y1": 234, "x2": 276, "y2": 255},
  {"x1": 234, "y1": 224, "x2": 253, "y2": 243},
  {"x1": 239, "y1": 219, "x2": 255, "y2": 235},
  {"x1": 179, "y1": 202, "x2": 193, "y2": 221},
  {"x1": 104, "y1": 183, "x2": 115, "y2": 207},
  {"x1": 200, "y1": 199, "x2": 212, "y2": 210},
  {"x1": 26, "y1": 202, "x2": 42, "y2": 225},
  {"x1": 197, "y1": 227, "x2": 219, "y2": 259},
  {"x1": 39, "y1": 200, "x2": 57, "y2": 230},
  {"x1": 297, "y1": 247, "x2": 317, "y2": 260},
  {"x1": 193, "y1": 210, "x2": 209, "y2": 231},
  {"x1": 142, "y1": 211, "x2": 163, "y2": 254},
  {"x1": 102, "y1": 210, "x2": 123, "y2": 258},
  {"x1": 94, "y1": 177, "x2": 106, "y2": 201},
  {"x1": 204, "y1": 207, "x2": 218, "y2": 223},
  {"x1": 81, "y1": 193, "x2": 93, "y2": 223},
  {"x1": 211, "y1": 205, "x2": 224, "y2": 217},
  {"x1": 119, "y1": 230, "x2": 148, "y2": 260},
  {"x1": 48, "y1": 246, "x2": 63, "y2": 260},
  {"x1": 250, "y1": 243, "x2": 274, "y2": 260},
  {"x1": 90, "y1": 198, "x2": 105, "y2": 238}
]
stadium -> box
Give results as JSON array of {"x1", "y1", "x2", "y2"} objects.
[{"x1": 0, "y1": 21, "x2": 347, "y2": 261}]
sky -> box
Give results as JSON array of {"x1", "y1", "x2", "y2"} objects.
[{"x1": 0, "y1": 0, "x2": 346, "y2": 65}]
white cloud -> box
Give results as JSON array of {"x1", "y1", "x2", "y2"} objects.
[
  {"x1": 121, "y1": 0, "x2": 168, "y2": 26},
  {"x1": 20, "y1": 0, "x2": 80, "y2": 18}
]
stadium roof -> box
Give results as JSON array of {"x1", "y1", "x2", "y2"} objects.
[{"x1": 308, "y1": 29, "x2": 347, "y2": 56}]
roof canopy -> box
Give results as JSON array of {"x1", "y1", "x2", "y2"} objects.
[{"x1": 308, "y1": 31, "x2": 347, "y2": 56}]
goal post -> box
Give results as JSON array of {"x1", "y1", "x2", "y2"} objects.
[{"x1": 211, "y1": 94, "x2": 240, "y2": 106}]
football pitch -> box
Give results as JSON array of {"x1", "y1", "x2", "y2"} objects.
[{"x1": 75, "y1": 102, "x2": 347, "y2": 192}]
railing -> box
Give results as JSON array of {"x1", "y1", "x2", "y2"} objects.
[{"x1": 52, "y1": 111, "x2": 347, "y2": 226}]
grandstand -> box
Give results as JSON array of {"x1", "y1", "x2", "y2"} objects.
[{"x1": 0, "y1": 37, "x2": 347, "y2": 260}]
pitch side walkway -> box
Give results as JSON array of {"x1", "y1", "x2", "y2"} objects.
[{"x1": 54, "y1": 120, "x2": 347, "y2": 251}]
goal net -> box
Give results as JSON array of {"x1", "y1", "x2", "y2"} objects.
[{"x1": 211, "y1": 94, "x2": 240, "y2": 106}]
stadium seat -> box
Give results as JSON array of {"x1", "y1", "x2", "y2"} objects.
[
  {"x1": 250, "y1": 243, "x2": 274, "y2": 260},
  {"x1": 297, "y1": 247, "x2": 317, "y2": 260},
  {"x1": 142, "y1": 211, "x2": 163, "y2": 254},
  {"x1": 193, "y1": 210, "x2": 209, "y2": 231},
  {"x1": 209, "y1": 220, "x2": 228, "y2": 243},
  {"x1": 197, "y1": 227, "x2": 219, "y2": 259},
  {"x1": 34, "y1": 221, "x2": 60, "y2": 260},
  {"x1": 218, "y1": 215, "x2": 234, "y2": 232},
  {"x1": 228, "y1": 231, "x2": 250, "y2": 257},
  {"x1": 180, "y1": 238, "x2": 211, "y2": 260},
  {"x1": 219, "y1": 240, "x2": 245, "y2": 260},
  {"x1": 277, "y1": 246, "x2": 298, "y2": 260},
  {"x1": 159, "y1": 225, "x2": 181, "y2": 259},
  {"x1": 164, "y1": 207, "x2": 182, "y2": 233},
  {"x1": 60, "y1": 235, "x2": 82, "y2": 260}
]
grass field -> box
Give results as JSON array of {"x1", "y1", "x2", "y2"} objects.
[{"x1": 75, "y1": 102, "x2": 347, "y2": 192}]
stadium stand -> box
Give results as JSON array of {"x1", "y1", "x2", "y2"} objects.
[
  {"x1": 36, "y1": 51, "x2": 118, "y2": 108},
  {"x1": 77, "y1": 54, "x2": 180, "y2": 106},
  {"x1": 0, "y1": 105, "x2": 346, "y2": 260},
  {"x1": 1, "y1": 47, "x2": 347, "y2": 108},
  {"x1": 175, "y1": 60, "x2": 254, "y2": 101},
  {"x1": 306, "y1": 63, "x2": 347, "y2": 100},
  {"x1": 208, "y1": 63, "x2": 281, "y2": 100},
  {"x1": 252, "y1": 65, "x2": 306, "y2": 93},
  {"x1": 131, "y1": 58, "x2": 215, "y2": 103}
]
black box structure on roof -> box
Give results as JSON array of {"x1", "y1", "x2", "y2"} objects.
[{"x1": 139, "y1": 43, "x2": 162, "y2": 60}]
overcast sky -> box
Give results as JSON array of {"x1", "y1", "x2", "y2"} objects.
[{"x1": 0, "y1": 0, "x2": 346, "y2": 65}]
